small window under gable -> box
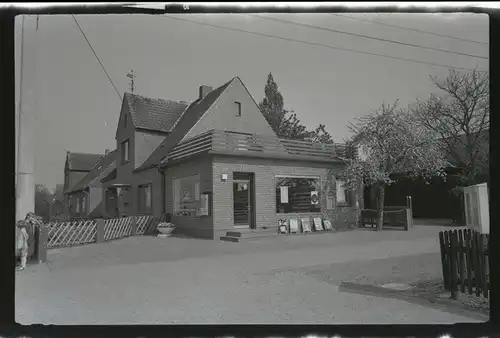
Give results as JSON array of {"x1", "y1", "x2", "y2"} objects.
[
  {"x1": 124, "y1": 113, "x2": 128, "y2": 128},
  {"x1": 234, "y1": 101, "x2": 241, "y2": 117},
  {"x1": 121, "y1": 140, "x2": 130, "y2": 163}
]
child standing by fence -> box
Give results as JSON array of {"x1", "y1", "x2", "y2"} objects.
[{"x1": 16, "y1": 220, "x2": 30, "y2": 271}]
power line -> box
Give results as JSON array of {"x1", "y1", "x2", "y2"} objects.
[
  {"x1": 160, "y1": 15, "x2": 487, "y2": 73},
  {"x1": 332, "y1": 13, "x2": 488, "y2": 46},
  {"x1": 251, "y1": 14, "x2": 487, "y2": 60},
  {"x1": 71, "y1": 15, "x2": 122, "y2": 102}
]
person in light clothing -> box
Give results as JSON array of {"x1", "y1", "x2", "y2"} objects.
[{"x1": 16, "y1": 220, "x2": 29, "y2": 271}]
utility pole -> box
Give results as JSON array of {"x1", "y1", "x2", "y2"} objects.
[
  {"x1": 127, "y1": 70, "x2": 135, "y2": 93},
  {"x1": 16, "y1": 15, "x2": 38, "y2": 249}
]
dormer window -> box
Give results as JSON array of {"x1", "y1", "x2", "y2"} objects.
[{"x1": 234, "y1": 101, "x2": 241, "y2": 117}]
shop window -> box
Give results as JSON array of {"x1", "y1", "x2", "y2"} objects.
[{"x1": 276, "y1": 176, "x2": 321, "y2": 214}]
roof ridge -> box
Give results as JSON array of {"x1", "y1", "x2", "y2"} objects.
[
  {"x1": 68, "y1": 151, "x2": 103, "y2": 156},
  {"x1": 88, "y1": 149, "x2": 116, "y2": 172},
  {"x1": 124, "y1": 91, "x2": 187, "y2": 105},
  {"x1": 65, "y1": 151, "x2": 117, "y2": 194},
  {"x1": 133, "y1": 77, "x2": 235, "y2": 173}
]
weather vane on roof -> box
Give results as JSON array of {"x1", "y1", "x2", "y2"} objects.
[{"x1": 127, "y1": 70, "x2": 136, "y2": 93}]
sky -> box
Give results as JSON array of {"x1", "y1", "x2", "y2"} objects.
[{"x1": 15, "y1": 13, "x2": 488, "y2": 191}]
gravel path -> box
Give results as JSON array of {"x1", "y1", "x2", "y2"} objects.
[
  {"x1": 16, "y1": 226, "x2": 482, "y2": 325},
  {"x1": 293, "y1": 252, "x2": 443, "y2": 286}
]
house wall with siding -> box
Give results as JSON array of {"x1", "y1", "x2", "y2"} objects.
[
  {"x1": 67, "y1": 190, "x2": 88, "y2": 219},
  {"x1": 111, "y1": 103, "x2": 166, "y2": 217},
  {"x1": 212, "y1": 155, "x2": 361, "y2": 239},
  {"x1": 89, "y1": 186, "x2": 101, "y2": 216},
  {"x1": 113, "y1": 103, "x2": 136, "y2": 216},
  {"x1": 164, "y1": 155, "x2": 214, "y2": 239},
  {"x1": 116, "y1": 103, "x2": 135, "y2": 184},
  {"x1": 68, "y1": 171, "x2": 87, "y2": 191},
  {"x1": 182, "y1": 78, "x2": 276, "y2": 141},
  {"x1": 134, "y1": 130, "x2": 167, "y2": 169},
  {"x1": 131, "y1": 168, "x2": 164, "y2": 217}
]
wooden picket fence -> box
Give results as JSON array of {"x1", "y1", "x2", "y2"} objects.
[
  {"x1": 360, "y1": 207, "x2": 411, "y2": 230},
  {"x1": 136, "y1": 214, "x2": 167, "y2": 235},
  {"x1": 45, "y1": 215, "x2": 166, "y2": 249},
  {"x1": 47, "y1": 220, "x2": 98, "y2": 248},
  {"x1": 104, "y1": 216, "x2": 134, "y2": 241},
  {"x1": 439, "y1": 228, "x2": 490, "y2": 299}
]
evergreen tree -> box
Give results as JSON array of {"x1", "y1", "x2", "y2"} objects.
[
  {"x1": 259, "y1": 73, "x2": 335, "y2": 143},
  {"x1": 259, "y1": 73, "x2": 309, "y2": 140}
]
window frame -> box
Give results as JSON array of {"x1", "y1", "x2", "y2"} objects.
[
  {"x1": 275, "y1": 175, "x2": 322, "y2": 215},
  {"x1": 137, "y1": 183, "x2": 153, "y2": 214},
  {"x1": 76, "y1": 196, "x2": 80, "y2": 213},
  {"x1": 121, "y1": 139, "x2": 130, "y2": 164},
  {"x1": 234, "y1": 101, "x2": 242, "y2": 117},
  {"x1": 172, "y1": 174, "x2": 201, "y2": 217},
  {"x1": 81, "y1": 194, "x2": 87, "y2": 214}
]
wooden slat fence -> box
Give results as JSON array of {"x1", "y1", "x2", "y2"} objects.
[
  {"x1": 439, "y1": 228, "x2": 490, "y2": 299},
  {"x1": 164, "y1": 130, "x2": 357, "y2": 164},
  {"x1": 46, "y1": 220, "x2": 97, "y2": 248},
  {"x1": 361, "y1": 207, "x2": 408, "y2": 229},
  {"x1": 136, "y1": 214, "x2": 167, "y2": 235},
  {"x1": 104, "y1": 216, "x2": 134, "y2": 241},
  {"x1": 43, "y1": 215, "x2": 168, "y2": 250}
]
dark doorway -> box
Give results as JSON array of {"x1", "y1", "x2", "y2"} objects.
[{"x1": 232, "y1": 172, "x2": 255, "y2": 229}]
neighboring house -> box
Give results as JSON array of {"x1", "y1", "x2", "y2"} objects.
[
  {"x1": 101, "y1": 92, "x2": 189, "y2": 218},
  {"x1": 65, "y1": 150, "x2": 117, "y2": 220},
  {"x1": 63, "y1": 151, "x2": 105, "y2": 219},
  {"x1": 103, "y1": 76, "x2": 361, "y2": 240},
  {"x1": 51, "y1": 184, "x2": 65, "y2": 221}
]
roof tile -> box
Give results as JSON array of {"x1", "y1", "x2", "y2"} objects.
[
  {"x1": 124, "y1": 93, "x2": 188, "y2": 133},
  {"x1": 66, "y1": 150, "x2": 117, "y2": 194},
  {"x1": 67, "y1": 152, "x2": 104, "y2": 171}
]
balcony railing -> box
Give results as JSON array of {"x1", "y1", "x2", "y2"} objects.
[{"x1": 164, "y1": 129, "x2": 356, "y2": 164}]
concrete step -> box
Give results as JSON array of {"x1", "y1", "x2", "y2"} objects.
[
  {"x1": 220, "y1": 228, "x2": 339, "y2": 242},
  {"x1": 220, "y1": 228, "x2": 280, "y2": 243},
  {"x1": 220, "y1": 233, "x2": 279, "y2": 243},
  {"x1": 220, "y1": 236, "x2": 240, "y2": 242},
  {"x1": 226, "y1": 229, "x2": 277, "y2": 238}
]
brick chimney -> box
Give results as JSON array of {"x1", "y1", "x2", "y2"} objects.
[{"x1": 199, "y1": 85, "x2": 213, "y2": 100}]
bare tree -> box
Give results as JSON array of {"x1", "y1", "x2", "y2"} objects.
[
  {"x1": 342, "y1": 101, "x2": 449, "y2": 231},
  {"x1": 412, "y1": 69, "x2": 489, "y2": 185}
]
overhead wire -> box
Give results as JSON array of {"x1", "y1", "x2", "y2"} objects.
[
  {"x1": 160, "y1": 15, "x2": 487, "y2": 73},
  {"x1": 72, "y1": 15, "x2": 122, "y2": 102},
  {"x1": 332, "y1": 13, "x2": 488, "y2": 46},
  {"x1": 250, "y1": 14, "x2": 487, "y2": 60}
]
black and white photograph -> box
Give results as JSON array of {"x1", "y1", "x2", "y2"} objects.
[{"x1": 14, "y1": 9, "x2": 489, "y2": 325}]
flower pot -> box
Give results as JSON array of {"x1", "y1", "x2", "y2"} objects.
[{"x1": 157, "y1": 222, "x2": 175, "y2": 236}]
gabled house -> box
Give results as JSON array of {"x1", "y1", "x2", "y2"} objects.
[
  {"x1": 103, "y1": 76, "x2": 361, "y2": 240},
  {"x1": 100, "y1": 92, "x2": 189, "y2": 218},
  {"x1": 63, "y1": 151, "x2": 104, "y2": 218},
  {"x1": 65, "y1": 150, "x2": 117, "y2": 219},
  {"x1": 51, "y1": 184, "x2": 65, "y2": 221}
]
